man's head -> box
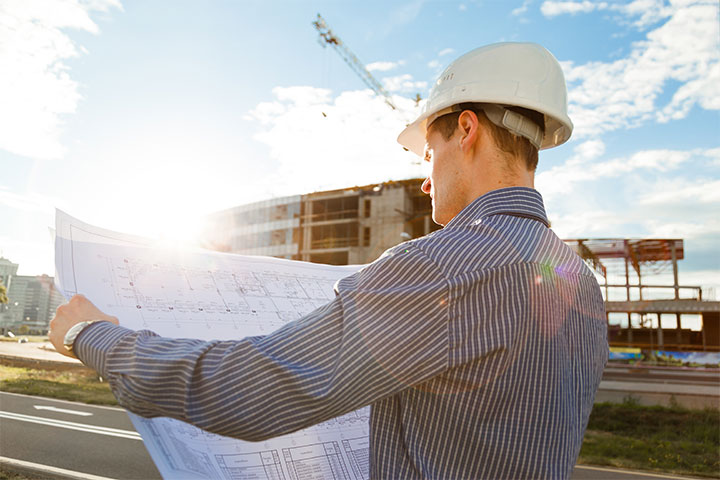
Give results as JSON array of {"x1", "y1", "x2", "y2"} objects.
[
  {"x1": 428, "y1": 104, "x2": 543, "y2": 171},
  {"x1": 420, "y1": 105, "x2": 540, "y2": 225},
  {"x1": 398, "y1": 42, "x2": 573, "y2": 225}
]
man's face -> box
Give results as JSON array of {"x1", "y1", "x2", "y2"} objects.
[{"x1": 421, "y1": 124, "x2": 470, "y2": 226}]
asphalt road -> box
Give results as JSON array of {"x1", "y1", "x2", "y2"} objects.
[
  {"x1": 602, "y1": 364, "x2": 720, "y2": 386},
  {"x1": 0, "y1": 391, "x2": 705, "y2": 480},
  {"x1": 0, "y1": 391, "x2": 161, "y2": 479}
]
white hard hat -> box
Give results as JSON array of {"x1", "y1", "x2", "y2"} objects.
[{"x1": 398, "y1": 42, "x2": 573, "y2": 156}]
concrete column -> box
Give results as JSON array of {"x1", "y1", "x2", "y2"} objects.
[
  {"x1": 657, "y1": 313, "x2": 664, "y2": 350},
  {"x1": 604, "y1": 280, "x2": 609, "y2": 303},
  {"x1": 625, "y1": 258, "x2": 631, "y2": 338},
  {"x1": 671, "y1": 242, "x2": 680, "y2": 300}
]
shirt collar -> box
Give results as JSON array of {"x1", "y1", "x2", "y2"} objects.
[{"x1": 445, "y1": 187, "x2": 550, "y2": 228}]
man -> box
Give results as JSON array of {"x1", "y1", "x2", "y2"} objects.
[{"x1": 51, "y1": 42, "x2": 608, "y2": 479}]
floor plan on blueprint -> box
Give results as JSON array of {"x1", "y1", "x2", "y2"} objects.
[{"x1": 54, "y1": 210, "x2": 369, "y2": 480}]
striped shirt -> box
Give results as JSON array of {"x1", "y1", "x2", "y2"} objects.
[{"x1": 76, "y1": 186, "x2": 608, "y2": 479}]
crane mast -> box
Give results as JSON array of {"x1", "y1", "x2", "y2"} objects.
[{"x1": 312, "y1": 14, "x2": 399, "y2": 112}]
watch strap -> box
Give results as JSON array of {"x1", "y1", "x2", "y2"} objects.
[{"x1": 63, "y1": 320, "x2": 99, "y2": 354}]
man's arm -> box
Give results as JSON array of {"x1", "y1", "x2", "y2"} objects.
[{"x1": 50, "y1": 245, "x2": 451, "y2": 442}]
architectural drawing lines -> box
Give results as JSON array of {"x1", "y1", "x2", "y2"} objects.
[{"x1": 55, "y1": 210, "x2": 367, "y2": 480}]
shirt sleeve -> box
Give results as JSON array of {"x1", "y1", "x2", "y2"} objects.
[{"x1": 74, "y1": 244, "x2": 450, "y2": 442}]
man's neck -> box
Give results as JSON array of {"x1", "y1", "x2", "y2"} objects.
[{"x1": 469, "y1": 164, "x2": 535, "y2": 201}]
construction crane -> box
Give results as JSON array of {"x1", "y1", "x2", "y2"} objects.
[{"x1": 313, "y1": 13, "x2": 400, "y2": 112}]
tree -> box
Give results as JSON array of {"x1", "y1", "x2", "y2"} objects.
[{"x1": 0, "y1": 280, "x2": 8, "y2": 305}]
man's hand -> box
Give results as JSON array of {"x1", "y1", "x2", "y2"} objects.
[{"x1": 49, "y1": 294, "x2": 119, "y2": 358}]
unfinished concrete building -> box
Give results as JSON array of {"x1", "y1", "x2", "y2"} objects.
[{"x1": 201, "y1": 179, "x2": 440, "y2": 266}]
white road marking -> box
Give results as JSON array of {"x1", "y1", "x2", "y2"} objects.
[
  {"x1": 34, "y1": 405, "x2": 93, "y2": 416},
  {"x1": 0, "y1": 391, "x2": 124, "y2": 411},
  {"x1": 0, "y1": 455, "x2": 118, "y2": 480},
  {"x1": 0, "y1": 411, "x2": 142, "y2": 440},
  {"x1": 575, "y1": 465, "x2": 704, "y2": 479}
]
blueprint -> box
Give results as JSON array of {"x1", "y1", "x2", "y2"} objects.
[{"x1": 54, "y1": 210, "x2": 369, "y2": 480}]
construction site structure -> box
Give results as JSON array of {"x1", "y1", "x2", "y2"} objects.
[
  {"x1": 200, "y1": 178, "x2": 440, "y2": 266},
  {"x1": 201, "y1": 185, "x2": 719, "y2": 352},
  {"x1": 313, "y1": 13, "x2": 400, "y2": 112},
  {"x1": 566, "y1": 239, "x2": 719, "y2": 352}
]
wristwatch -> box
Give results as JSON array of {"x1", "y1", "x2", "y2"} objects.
[{"x1": 63, "y1": 320, "x2": 99, "y2": 355}]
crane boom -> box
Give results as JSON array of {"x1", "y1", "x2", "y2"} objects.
[{"x1": 313, "y1": 14, "x2": 399, "y2": 111}]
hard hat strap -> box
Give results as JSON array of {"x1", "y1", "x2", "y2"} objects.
[{"x1": 428, "y1": 103, "x2": 544, "y2": 150}]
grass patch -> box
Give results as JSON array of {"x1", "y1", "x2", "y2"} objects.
[
  {"x1": 0, "y1": 467, "x2": 36, "y2": 480},
  {"x1": 0, "y1": 364, "x2": 117, "y2": 406},
  {"x1": 579, "y1": 400, "x2": 720, "y2": 477}
]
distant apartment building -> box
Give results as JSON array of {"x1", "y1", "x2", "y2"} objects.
[
  {"x1": 201, "y1": 178, "x2": 440, "y2": 265},
  {"x1": 0, "y1": 257, "x2": 18, "y2": 292},
  {"x1": 0, "y1": 257, "x2": 64, "y2": 335}
]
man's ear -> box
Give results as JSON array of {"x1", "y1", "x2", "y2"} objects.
[{"x1": 457, "y1": 110, "x2": 479, "y2": 154}]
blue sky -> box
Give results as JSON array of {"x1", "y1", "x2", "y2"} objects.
[{"x1": 1, "y1": 0, "x2": 718, "y2": 306}]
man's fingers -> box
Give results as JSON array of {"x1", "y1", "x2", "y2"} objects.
[
  {"x1": 69, "y1": 293, "x2": 89, "y2": 306},
  {"x1": 59, "y1": 294, "x2": 119, "y2": 325},
  {"x1": 49, "y1": 294, "x2": 110, "y2": 359}
]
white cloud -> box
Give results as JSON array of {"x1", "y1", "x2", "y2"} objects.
[
  {"x1": 0, "y1": 188, "x2": 58, "y2": 213},
  {"x1": 0, "y1": 0, "x2": 122, "y2": 160},
  {"x1": 659, "y1": 63, "x2": 720, "y2": 121},
  {"x1": 592, "y1": 149, "x2": 691, "y2": 176},
  {"x1": 704, "y1": 147, "x2": 720, "y2": 166},
  {"x1": 637, "y1": 179, "x2": 720, "y2": 205},
  {"x1": 273, "y1": 86, "x2": 331, "y2": 107},
  {"x1": 541, "y1": 1, "x2": 606, "y2": 17},
  {"x1": 554, "y1": 207, "x2": 716, "y2": 255},
  {"x1": 548, "y1": 210, "x2": 625, "y2": 238},
  {"x1": 246, "y1": 87, "x2": 425, "y2": 197},
  {"x1": 537, "y1": 145, "x2": 700, "y2": 200},
  {"x1": 427, "y1": 59, "x2": 441, "y2": 69},
  {"x1": 438, "y1": 48, "x2": 455, "y2": 57},
  {"x1": 367, "y1": 61, "x2": 404, "y2": 72},
  {"x1": 541, "y1": 0, "x2": 669, "y2": 26},
  {"x1": 459, "y1": 4, "x2": 467, "y2": 11},
  {"x1": 512, "y1": 0, "x2": 533, "y2": 16},
  {"x1": 561, "y1": 0, "x2": 719, "y2": 138},
  {"x1": 619, "y1": 0, "x2": 673, "y2": 28},
  {"x1": 642, "y1": 219, "x2": 720, "y2": 245},
  {"x1": 382, "y1": 74, "x2": 428, "y2": 93},
  {"x1": 573, "y1": 139, "x2": 605, "y2": 160}
]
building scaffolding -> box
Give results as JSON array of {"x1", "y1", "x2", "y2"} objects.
[{"x1": 567, "y1": 238, "x2": 720, "y2": 351}]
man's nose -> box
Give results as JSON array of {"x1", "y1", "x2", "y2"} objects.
[{"x1": 421, "y1": 177, "x2": 431, "y2": 194}]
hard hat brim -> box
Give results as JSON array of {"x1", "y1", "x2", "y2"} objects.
[{"x1": 397, "y1": 115, "x2": 429, "y2": 157}]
